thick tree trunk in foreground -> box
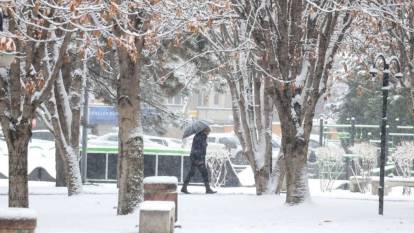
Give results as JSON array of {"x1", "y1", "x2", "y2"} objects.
[
  {"x1": 278, "y1": 118, "x2": 311, "y2": 203},
  {"x1": 284, "y1": 139, "x2": 309, "y2": 203},
  {"x1": 8, "y1": 130, "x2": 31, "y2": 207},
  {"x1": 116, "y1": 38, "x2": 145, "y2": 215}
]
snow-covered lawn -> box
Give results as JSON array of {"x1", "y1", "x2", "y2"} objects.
[{"x1": 0, "y1": 179, "x2": 413, "y2": 233}]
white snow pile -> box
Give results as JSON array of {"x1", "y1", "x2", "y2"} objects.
[
  {"x1": 0, "y1": 208, "x2": 37, "y2": 220},
  {"x1": 0, "y1": 180, "x2": 413, "y2": 233},
  {"x1": 143, "y1": 176, "x2": 178, "y2": 185}
]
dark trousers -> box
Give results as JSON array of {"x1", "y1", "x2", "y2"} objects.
[{"x1": 183, "y1": 159, "x2": 209, "y2": 185}]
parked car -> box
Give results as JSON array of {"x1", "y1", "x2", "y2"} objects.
[
  {"x1": 31, "y1": 129, "x2": 54, "y2": 141},
  {"x1": 205, "y1": 133, "x2": 281, "y2": 166},
  {"x1": 31, "y1": 129, "x2": 98, "y2": 142},
  {"x1": 144, "y1": 135, "x2": 183, "y2": 148},
  {"x1": 89, "y1": 132, "x2": 166, "y2": 148}
]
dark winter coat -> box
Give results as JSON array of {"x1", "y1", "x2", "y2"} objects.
[{"x1": 190, "y1": 132, "x2": 208, "y2": 161}]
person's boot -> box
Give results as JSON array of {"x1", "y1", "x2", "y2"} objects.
[
  {"x1": 205, "y1": 183, "x2": 217, "y2": 194},
  {"x1": 181, "y1": 183, "x2": 190, "y2": 194}
]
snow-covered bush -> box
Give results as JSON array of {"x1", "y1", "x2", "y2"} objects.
[
  {"x1": 206, "y1": 151, "x2": 229, "y2": 188},
  {"x1": 348, "y1": 143, "x2": 378, "y2": 193},
  {"x1": 392, "y1": 141, "x2": 414, "y2": 195},
  {"x1": 349, "y1": 143, "x2": 378, "y2": 177},
  {"x1": 315, "y1": 146, "x2": 345, "y2": 192},
  {"x1": 392, "y1": 141, "x2": 414, "y2": 176}
]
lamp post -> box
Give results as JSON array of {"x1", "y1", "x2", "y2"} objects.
[{"x1": 370, "y1": 54, "x2": 403, "y2": 215}]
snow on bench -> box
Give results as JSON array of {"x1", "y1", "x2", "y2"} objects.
[
  {"x1": 371, "y1": 177, "x2": 414, "y2": 195},
  {"x1": 139, "y1": 201, "x2": 175, "y2": 233},
  {"x1": 144, "y1": 176, "x2": 178, "y2": 221},
  {"x1": 0, "y1": 208, "x2": 37, "y2": 233},
  {"x1": 349, "y1": 176, "x2": 414, "y2": 195}
]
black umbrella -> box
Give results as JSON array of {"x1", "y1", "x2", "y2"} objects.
[{"x1": 182, "y1": 120, "x2": 210, "y2": 139}]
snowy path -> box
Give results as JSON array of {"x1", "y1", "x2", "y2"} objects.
[
  {"x1": 0, "y1": 181, "x2": 413, "y2": 233},
  {"x1": 177, "y1": 194, "x2": 414, "y2": 233}
]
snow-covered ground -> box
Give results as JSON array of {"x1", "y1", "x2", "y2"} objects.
[{"x1": 0, "y1": 179, "x2": 413, "y2": 233}]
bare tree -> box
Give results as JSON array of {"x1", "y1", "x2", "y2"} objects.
[
  {"x1": 0, "y1": 2, "x2": 75, "y2": 207},
  {"x1": 199, "y1": 18, "x2": 275, "y2": 194},
  {"x1": 92, "y1": 0, "x2": 234, "y2": 214},
  {"x1": 232, "y1": 0, "x2": 354, "y2": 203}
]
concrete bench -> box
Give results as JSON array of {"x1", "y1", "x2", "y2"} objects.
[
  {"x1": 371, "y1": 177, "x2": 414, "y2": 195},
  {"x1": 139, "y1": 201, "x2": 175, "y2": 233},
  {"x1": 0, "y1": 208, "x2": 37, "y2": 233},
  {"x1": 349, "y1": 176, "x2": 371, "y2": 193},
  {"x1": 144, "y1": 176, "x2": 178, "y2": 221}
]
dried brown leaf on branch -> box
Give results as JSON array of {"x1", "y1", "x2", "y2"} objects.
[
  {"x1": 109, "y1": 1, "x2": 119, "y2": 17},
  {"x1": 96, "y1": 48, "x2": 104, "y2": 64},
  {"x1": 69, "y1": 0, "x2": 82, "y2": 12},
  {"x1": 25, "y1": 82, "x2": 36, "y2": 96},
  {"x1": 186, "y1": 22, "x2": 199, "y2": 34}
]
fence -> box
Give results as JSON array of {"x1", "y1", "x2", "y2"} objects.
[
  {"x1": 315, "y1": 119, "x2": 414, "y2": 149},
  {"x1": 313, "y1": 119, "x2": 414, "y2": 180},
  {"x1": 85, "y1": 146, "x2": 241, "y2": 187}
]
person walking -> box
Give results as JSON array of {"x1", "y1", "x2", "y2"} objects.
[{"x1": 181, "y1": 127, "x2": 217, "y2": 194}]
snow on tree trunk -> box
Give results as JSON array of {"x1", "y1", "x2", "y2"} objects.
[
  {"x1": 54, "y1": 54, "x2": 72, "y2": 188},
  {"x1": 225, "y1": 73, "x2": 273, "y2": 195},
  {"x1": 47, "y1": 91, "x2": 83, "y2": 196},
  {"x1": 116, "y1": 37, "x2": 145, "y2": 215},
  {"x1": 273, "y1": 152, "x2": 286, "y2": 194},
  {"x1": 64, "y1": 147, "x2": 83, "y2": 196}
]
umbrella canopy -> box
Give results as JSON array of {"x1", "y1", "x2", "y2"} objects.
[{"x1": 182, "y1": 120, "x2": 210, "y2": 139}]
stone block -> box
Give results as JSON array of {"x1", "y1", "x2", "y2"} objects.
[
  {"x1": 0, "y1": 208, "x2": 37, "y2": 233},
  {"x1": 139, "y1": 201, "x2": 175, "y2": 233},
  {"x1": 144, "y1": 176, "x2": 178, "y2": 221}
]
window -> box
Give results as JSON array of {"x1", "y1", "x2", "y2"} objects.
[
  {"x1": 167, "y1": 96, "x2": 183, "y2": 105},
  {"x1": 174, "y1": 95, "x2": 182, "y2": 105},
  {"x1": 107, "y1": 135, "x2": 118, "y2": 142},
  {"x1": 197, "y1": 93, "x2": 203, "y2": 106},
  {"x1": 167, "y1": 97, "x2": 174, "y2": 104},
  {"x1": 207, "y1": 137, "x2": 216, "y2": 143},
  {"x1": 32, "y1": 131, "x2": 54, "y2": 141},
  {"x1": 214, "y1": 93, "x2": 220, "y2": 105},
  {"x1": 149, "y1": 139, "x2": 165, "y2": 146}
]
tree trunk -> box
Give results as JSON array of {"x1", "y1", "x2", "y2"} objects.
[
  {"x1": 64, "y1": 147, "x2": 83, "y2": 196},
  {"x1": 116, "y1": 38, "x2": 145, "y2": 215},
  {"x1": 254, "y1": 167, "x2": 269, "y2": 195},
  {"x1": 282, "y1": 135, "x2": 309, "y2": 204},
  {"x1": 55, "y1": 146, "x2": 67, "y2": 187},
  {"x1": 274, "y1": 153, "x2": 286, "y2": 194},
  {"x1": 8, "y1": 130, "x2": 31, "y2": 207},
  {"x1": 47, "y1": 89, "x2": 83, "y2": 195}
]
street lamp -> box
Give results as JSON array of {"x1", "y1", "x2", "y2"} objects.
[{"x1": 370, "y1": 54, "x2": 403, "y2": 215}]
